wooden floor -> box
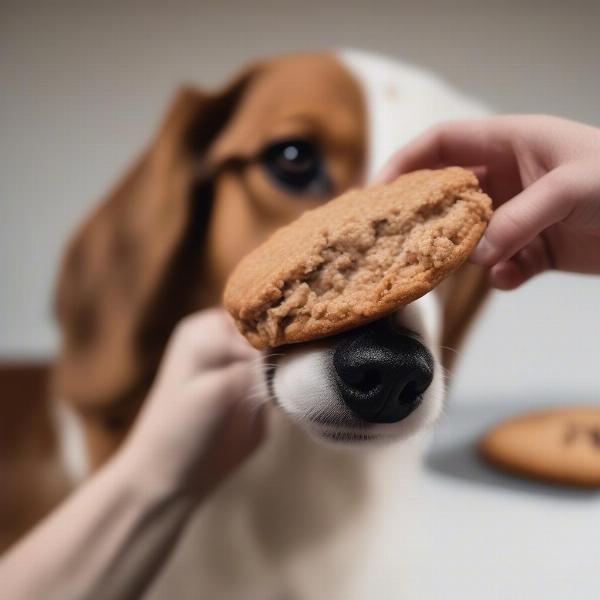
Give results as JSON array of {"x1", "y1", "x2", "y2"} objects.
[{"x1": 0, "y1": 362, "x2": 71, "y2": 553}]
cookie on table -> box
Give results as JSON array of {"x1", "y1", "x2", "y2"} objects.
[
  {"x1": 479, "y1": 406, "x2": 600, "y2": 488},
  {"x1": 224, "y1": 167, "x2": 492, "y2": 349}
]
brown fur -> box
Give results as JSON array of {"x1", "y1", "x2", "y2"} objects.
[
  {"x1": 0, "y1": 52, "x2": 489, "y2": 552},
  {"x1": 440, "y1": 261, "x2": 490, "y2": 371},
  {"x1": 0, "y1": 364, "x2": 71, "y2": 553},
  {"x1": 53, "y1": 53, "x2": 366, "y2": 469}
]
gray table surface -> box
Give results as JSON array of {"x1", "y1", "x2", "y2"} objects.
[{"x1": 406, "y1": 394, "x2": 600, "y2": 599}]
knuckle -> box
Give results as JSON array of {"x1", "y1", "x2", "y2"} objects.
[
  {"x1": 422, "y1": 124, "x2": 447, "y2": 162},
  {"x1": 489, "y1": 208, "x2": 526, "y2": 244},
  {"x1": 204, "y1": 363, "x2": 250, "y2": 398},
  {"x1": 428, "y1": 123, "x2": 446, "y2": 144},
  {"x1": 543, "y1": 169, "x2": 580, "y2": 211},
  {"x1": 543, "y1": 169, "x2": 569, "y2": 194},
  {"x1": 174, "y1": 309, "x2": 227, "y2": 343},
  {"x1": 516, "y1": 247, "x2": 541, "y2": 277},
  {"x1": 169, "y1": 324, "x2": 187, "y2": 350},
  {"x1": 172, "y1": 316, "x2": 195, "y2": 345}
]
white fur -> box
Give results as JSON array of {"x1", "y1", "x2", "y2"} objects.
[
  {"x1": 339, "y1": 48, "x2": 488, "y2": 180},
  {"x1": 57, "y1": 50, "x2": 489, "y2": 599},
  {"x1": 273, "y1": 295, "x2": 445, "y2": 446},
  {"x1": 144, "y1": 50, "x2": 489, "y2": 599},
  {"x1": 51, "y1": 400, "x2": 88, "y2": 483}
]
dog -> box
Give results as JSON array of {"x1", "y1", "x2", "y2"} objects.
[{"x1": 20, "y1": 50, "x2": 491, "y2": 598}]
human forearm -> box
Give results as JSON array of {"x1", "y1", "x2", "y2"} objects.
[
  {"x1": 0, "y1": 310, "x2": 265, "y2": 600},
  {"x1": 0, "y1": 451, "x2": 196, "y2": 600}
]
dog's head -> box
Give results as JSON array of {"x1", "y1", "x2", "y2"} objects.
[
  {"x1": 54, "y1": 50, "x2": 489, "y2": 464},
  {"x1": 268, "y1": 295, "x2": 444, "y2": 445}
]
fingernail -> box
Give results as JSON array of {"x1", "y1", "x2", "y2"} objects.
[{"x1": 469, "y1": 236, "x2": 496, "y2": 265}]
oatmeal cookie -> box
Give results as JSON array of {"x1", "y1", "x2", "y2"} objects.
[{"x1": 224, "y1": 167, "x2": 492, "y2": 349}]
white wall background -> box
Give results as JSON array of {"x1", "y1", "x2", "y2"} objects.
[
  {"x1": 2, "y1": 3, "x2": 600, "y2": 597},
  {"x1": 1, "y1": 0, "x2": 599, "y2": 400}
]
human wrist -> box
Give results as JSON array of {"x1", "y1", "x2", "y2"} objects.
[{"x1": 109, "y1": 438, "x2": 203, "y2": 511}]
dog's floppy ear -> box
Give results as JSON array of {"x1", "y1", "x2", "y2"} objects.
[
  {"x1": 54, "y1": 74, "x2": 255, "y2": 420},
  {"x1": 439, "y1": 262, "x2": 490, "y2": 371}
]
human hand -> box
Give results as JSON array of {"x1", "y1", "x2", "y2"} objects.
[
  {"x1": 122, "y1": 308, "x2": 267, "y2": 500},
  {"x1": 0, "y1": 310, "x2": 267, "y2": 600},
  {"x1": 377, "y1": 115, "x2": 600, "y2": 289}
]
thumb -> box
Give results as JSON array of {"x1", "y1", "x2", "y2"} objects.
[
  {"x1": 470, "y1": 168, "x2": 574, "y2": 266},
  {"x1": 488, "y1": 234, "x2": 554, "y2": 290}
]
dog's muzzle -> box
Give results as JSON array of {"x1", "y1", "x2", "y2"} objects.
[{"x1": 332, "y1": 321, "x2": 434, "y2": 423}]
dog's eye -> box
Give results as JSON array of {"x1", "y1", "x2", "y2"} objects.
[{"x1": 260, "y1": 139, "x2": 332, "y2": 195}]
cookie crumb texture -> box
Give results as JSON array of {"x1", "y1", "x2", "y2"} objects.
[{"x1": 224, "y1": 168, "x2": 492, "y2": 349}]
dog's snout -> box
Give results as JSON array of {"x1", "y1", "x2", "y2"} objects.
[{"x1": 332, "y1": 322, "x2": 434, "y2": 423}]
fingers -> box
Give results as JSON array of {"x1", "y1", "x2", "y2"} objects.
[
  {"x1": 188, "y1": 360, "x2": 260, "y2": 410},
  {"x1": 132, "y1": 357, "x2": 267, "y2": 498},
  {"x1": 212, "y1": 371, "x2": 268, "y2": 461},
  {"x1": 159, "y1": 308, "x2": 258, "y2": 384},
  {"x1": 489, "y1": 260, "x2": 525, "y2": 290},
  {"x1": 374, "y1": 118, "x2": 509, "y2": 183},
  {"x1": 488, "y1": 234, "x2": 554, "y2": 290},
  {"x1": 471, "y1": 167, "x2": 575, "y2": 267},
  {"x1": 187, "y1": 360, "x2": 268, "y2": 465}
]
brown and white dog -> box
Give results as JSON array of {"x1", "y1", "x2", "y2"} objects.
[{"x1": 49, "y1": 50, "x2": 490, "y2": 598}]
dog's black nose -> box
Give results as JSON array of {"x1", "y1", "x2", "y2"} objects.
[{"x1": 332, "y1": 322, "x2": 434, "y2": 423}]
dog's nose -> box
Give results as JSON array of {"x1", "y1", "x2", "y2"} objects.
[{"x1": 332, "y1": 322, "x2": 434, "y2": 423}]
